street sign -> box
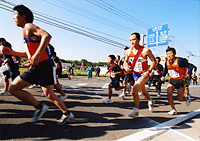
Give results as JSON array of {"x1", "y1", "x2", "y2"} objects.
[{"x1": 148, "y1": 24, "x2": 168, "y2": 47}]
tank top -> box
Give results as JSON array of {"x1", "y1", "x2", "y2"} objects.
[
  {"x1": 128, "y1": 46, "x2": 149, "y2": 73},
  {"x1": 167, "y1": 57, "x2": 186, "y2": 79},
  {"x1": 23, "y1": 30, "x2": 52, "y2": 63}
]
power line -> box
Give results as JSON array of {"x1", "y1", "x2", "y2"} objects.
[
  {"x1": 0, "y1": 0, "x2": 129, "y2": 49},
  {"x1": 86, "y1": 0, "x2": 150, "y2": 29}
]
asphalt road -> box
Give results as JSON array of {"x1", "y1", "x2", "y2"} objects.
[{"x1": 0, "y1": 76, "x2": 199, "y2": 140}]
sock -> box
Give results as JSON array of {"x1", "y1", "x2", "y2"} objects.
[
  {"x1": 35, "y1": 103, "x2": 43, "y2": 109},
  {"x1": 64, "y1": 111, "x2": 70, "y2": 116}
]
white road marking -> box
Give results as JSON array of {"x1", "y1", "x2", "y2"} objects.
[{"x1": 117, "y1": 108, "x2": 200, "y2": 141}]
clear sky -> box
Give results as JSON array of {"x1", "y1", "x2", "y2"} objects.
[{"x1": 0, "y1": 0, "x2": 199, "y2": 73}]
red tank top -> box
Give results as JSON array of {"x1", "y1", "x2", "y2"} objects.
[
  {"x1": 128, "y1": 46, "x2": 149, "y2": 73},
  {"x1": 23, "y1": 30, "x2": 51, "y2": 62}
]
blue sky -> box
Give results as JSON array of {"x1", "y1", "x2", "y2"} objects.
[{"x1": 0, "y1": 0, "x2": 199, "y2": 73}]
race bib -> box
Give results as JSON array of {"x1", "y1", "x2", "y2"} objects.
[
  {"x1": 168, "y1": 70, "x2": 180, "y2": 78},
  {"x1": 129, "y1": 57, "x2": 143, "y2": 72}
]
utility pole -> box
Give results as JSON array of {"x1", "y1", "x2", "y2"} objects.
[{"x1": 141, "y1": 33, "x2": 147, "y2": 46}]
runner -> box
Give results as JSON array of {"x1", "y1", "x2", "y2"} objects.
[
  {"x1": 185, "y1": 63, "x2": 197, "y2": 97},
  {"x1": 149, "y1": 57, "x2": 164, "y2": 98},
  {"x1": 102, "y1": 54, "x2": 125, "y2": 103},
  {"x1": 2, "y1": 5, "x2": 74, "y2": 124},
  {"x1": 119, "y1": 47, "x2": 134, "y2": 99},
  {"x1": 161, "y1": 47, "x2": 192, "y2": 115},
  {"x1": 124, "y1": 32, "x2": 156, "y2": 118}
]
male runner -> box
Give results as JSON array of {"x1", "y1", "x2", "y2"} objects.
[
  {"x1": 149, "y1": 57, "x2": 163, "y2": 97},
  {"x1": 103, "y1": 55, "x2": 125, "y2": 103},
  {"x1": 185, "y1": 63, "x2": 197, "y2": 97},
  {"x1": 124, "y1": 32, "x2": 156, "y2": 118},
  {"x1": 3, "y1": 5, "x2": 73, "y2": 124},
  {"x1": 119, "y1": 47, "x2": 134, "y2": 99},
  {"x1": 161, "y1": 47, "x2": 192, "y2": 115}
]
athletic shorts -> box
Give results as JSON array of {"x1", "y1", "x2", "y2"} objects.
[
  {"x1": 124, "y1": 73, "x2": 134, "y2": 83},
  {"x1": 109, "y1": 79, "x2": 120, "y2": 89},
  {"x1": 20, "y1": 59, "x2": 56, "y2": 86},
  {"x1": 3, "y1": 70, "x2": 10, "y2": 78},
  {"x1": 132, "y1": 72, "x2": 150, "y2": 82},
  {"x1": 169, "y1": 78, "x2": 187, "y2": 89}
]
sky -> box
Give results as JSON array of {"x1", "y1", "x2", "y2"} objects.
[{"x1": 0, "y1": 0, "x2": 200, "y2": 73}]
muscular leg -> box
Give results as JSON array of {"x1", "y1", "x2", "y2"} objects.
[
  {"x1": 9, "y1": 76, "x2": 39, "y2": 107},
  {"x1": 132, "y1": 73, "x2": 149, "y2": 108},
  {"x1": 54, "y1": 79, "x2": 65, "y2": 96},
  {"x1": 167, "y1": 84, "x2": 176, "y2": 110},
  {"x1": 42, "y1": 85, "x2": 68, "y2": 113},
  {"x1": 177, "y1": 88, "x2": 188, "y2": 101}
]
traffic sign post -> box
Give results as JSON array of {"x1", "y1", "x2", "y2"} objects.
[{"x1": 148, "y1": 24, "x2": 168, "y2": 47}]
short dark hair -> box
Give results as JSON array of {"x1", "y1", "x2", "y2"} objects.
[
  {"x1": 124, "y1": 46, "x2": 129, "y2": 50},
  {"x1": 2, "y1": 41, "x2": 12, "y2": 49},
  {"x1": 0, "y1": 38, "x2": 6, "y2": 43},
  {"x1": 166, "y1": 46, "x2": 176, "y2": 54},
  {"x1": 108, "y1": 54, "x2": 116, "y2": 60},
  {"x1": 131, "y1": 32, "x2": 140, "y2": 40},
  {"x1": 156, "y1": 57, "x2": 161, "y2": 62},
  {"x1": 13, "y1": 5, "x2": 34, "y2": 23}
]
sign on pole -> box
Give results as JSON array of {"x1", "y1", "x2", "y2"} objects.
[{"x1": 148, "y1": 24, "x2": 168, "y2": 47}]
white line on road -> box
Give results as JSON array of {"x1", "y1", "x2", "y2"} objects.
[{"x1": 117, "y1": 109, "x2": 200, "y2": 141}]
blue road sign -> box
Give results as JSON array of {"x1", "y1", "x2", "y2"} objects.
[{"x1": 148, "y1": 24, "x2": 168, "y2": 47}]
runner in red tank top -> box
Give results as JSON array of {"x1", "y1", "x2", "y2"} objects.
[
  {"x1": 124, "y1": 32, "x2": 156, "y2": 118},
  {"x1": 3, "y1": 5, "x2": 73, "y2": 125}
]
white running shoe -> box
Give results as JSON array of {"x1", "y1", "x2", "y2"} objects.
[
  {"x1": 41, "y1": 93, "x2": 45, "y2": 97},
  {"x1": 119, "y1": 93, "x2": 125, "y2": 100},
  {"x1": 30, "y1": 104, "x2": 49, "y2": 122},
  {"x1": 138, "y1": 91, "x2": 142, "y2": 96},
  {"x1": 168, "y1": 109, "x2": 177, "y2": 115},
  {"x1": 102, "y1": 98, "x2": 113, "y2": 104},
  {"x1": 157, "y1": 94, "x2": 161, "y2": 98},
  {"x1": 0, "y1": 91, "x2": 9, "y2": 95},
  {"x1": 60, "y1": 94, "x2": 68, "y2": 101},
  {"x1": 148, "y1": 99, "x2": 154, "y2": 112},
  {"x1": 186, "y1": 94, "x2": 191, "y2": 106},
  {"x1": 57, "y1": 112, "x2": 74, "y2": 125},
  {"x1": 128, "y1": 107, "x2": 139, "y2": 118}
]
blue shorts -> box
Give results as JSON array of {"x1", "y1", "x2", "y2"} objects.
[
  {"x1": 109, "y1": 80, "x2": 120, "y2": 89},
  {"x1": 132, "y1": 72, "x2": 149, "y2": 82}
]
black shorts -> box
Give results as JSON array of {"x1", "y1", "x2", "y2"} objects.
[
  {"x1": 20, "y1": 59, "x2": 56, "y2": 86},
  {"x1": 109, "y1": 79, "x2": 120, "y2": 89},
  {"x1": 124, "y1": 73, "x2": 134, "y2": 83},
  {"x1": 3, "y1": 70, "x2": 10, "y2": 78},
  {"x1": 169, "y1": 78, "x2": 187, "y2": 89}
]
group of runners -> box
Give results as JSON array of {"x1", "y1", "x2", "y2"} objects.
[
  {"x1": 0, "y1": 4, "x2": 198, "y2": 125},
  {"x1": 102, "y1": 33, "x2": 197, "y2": 117}
]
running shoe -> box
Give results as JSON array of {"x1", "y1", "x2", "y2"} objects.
[
  {"x1": 138, "y1": 91, "x2": 142, "y2": 96},
  {"x1": 41, "y1": 93, "x2": 45, "y2": 97},
  {"x1": 148, "y1": 99, "x2": 155, "y2": 112},
  {"x1": 128, "y1": 107, "x2": 139, "y2": 118},
  {"x1": 157, "y1": 94, "x2": 161, "y2": 98},
  {"x1": 102, "y1": 98, "x2": 113, "y2": 104},
  {"x1": 119, "y1": 93, "x2": 125, "y2": 100},
  {"x1": 30, "y1": 104, "x2": 49, "y2": 123},
  {"x1": 186, "y1": 94, "x2": 191, "y2": 106},
  {"x1": 57, "y1": 112, "x2": 74, "y2": 125},
  {"x1": 168, "y1": 109, "x2": 177, "y2": 115},
  {"x1": 60, "y1": 94, "x2": 68, "y2": 101},
  {"x1": 0, "y1": 91, "x2": 9, "y2": 95}
]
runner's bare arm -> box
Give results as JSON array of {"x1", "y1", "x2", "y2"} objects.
[
  {"x1": 24, "y1": 23, "x2": 51, "y2": 65},
  {"x1": 124, "y1": 49, "x2": 132, "y2": 72},
  {"x1": 146, "y1": 48, "x2": 156, "y2": 72},
  {"x1": 2, "y1": 46, "x2": 27, "y2": 58}
]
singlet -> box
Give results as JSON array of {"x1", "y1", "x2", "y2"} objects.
[
  {"x1": 128, "y1": 46, "x2": 149, "y2": 73},
  {"x1": 23, "y1": 30, "x2": 52, "y2": 63},
  {"x1": 167, "y1": 57, "x2": 186, "y2": 79}
]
